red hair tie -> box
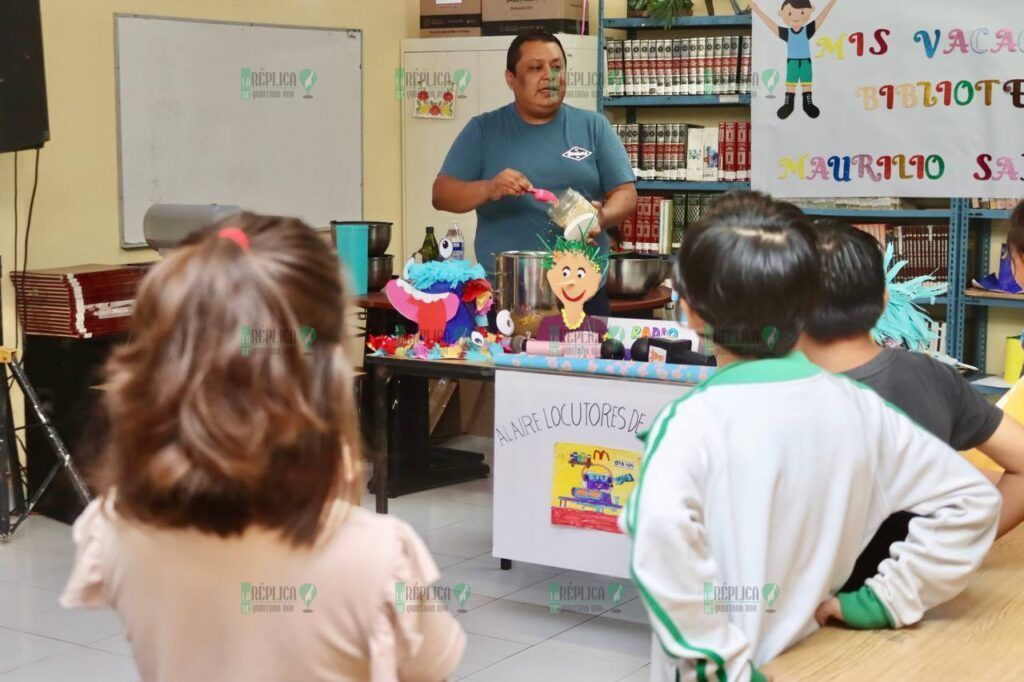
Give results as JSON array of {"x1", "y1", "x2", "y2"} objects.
[{"x1": 217, "y1": 227, "x2": 250, "y2": 251}]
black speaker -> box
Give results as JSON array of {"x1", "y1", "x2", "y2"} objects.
[
  {"x1": 23, "y1": 335, "x2": 123, "y2": 523},
  {"x1": 0, "y1": 0, "x2": 50, "y2": 153}
]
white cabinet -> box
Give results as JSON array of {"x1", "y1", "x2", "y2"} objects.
[{"x1": 401, "y1": 35, "x2": 598, "y2": 260}]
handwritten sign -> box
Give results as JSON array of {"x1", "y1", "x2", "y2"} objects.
[{"x1": 751, "y1": 0, "x2": 1024, "y2": 198}]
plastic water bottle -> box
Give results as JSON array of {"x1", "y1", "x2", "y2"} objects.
[{"x1": 445, "y1": 221, "x2": 466, "y2": 261}]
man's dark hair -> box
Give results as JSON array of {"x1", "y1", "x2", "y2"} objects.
[
  {"x1": 1011, "y1": 199, "x2": 1024, "y2": 256},
  {"x1": 781, "y1": 0, "x2": 813, "y2": 9},
  {"x1": 506, "y1": 30, "x2": 567, "y2": 74},
  {"x1": 673, "y1": 192, "x2": 820, "y2": 358},
  {"x1": 804, "y1": 219, "x2": 886, "y2": 343}
]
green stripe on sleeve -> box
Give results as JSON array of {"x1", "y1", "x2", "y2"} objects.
[
  {"x1": 749, "y1": 662, "x2": 769, "y2": 682},
  {"x1": 838, "y1": 586, "x2": 895, "y2": 629}
]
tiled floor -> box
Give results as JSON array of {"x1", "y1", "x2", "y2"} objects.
[{"x1": 0, "y1": 436, "x2": 652, "y2": 681}]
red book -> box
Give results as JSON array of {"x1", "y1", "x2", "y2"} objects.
[
  {"x1": 637, "y1": 195, "x2": 654, "y2": 254},
  {"x1": 622, "y1": 211, "x2": 636, "y2": 251},
  {"x1": 724, "y1": 122, "x2": 738, "y2": 181},
  {"x1": 736, "y1": 121, "x2": 751, "y2": 181},
  {"x1": 720, "y1": 121, "x2": 729, "y2": 180}
]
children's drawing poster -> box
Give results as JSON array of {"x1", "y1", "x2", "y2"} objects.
[
  {"x1": 550, "y1": 443, "x2": 640, "y2": 533},
  {"x1": 750, "y1": 0, "x2": 1024, "y2": 198}
]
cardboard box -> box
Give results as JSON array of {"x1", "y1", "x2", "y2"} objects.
[
  {"x1": 420, "y1": 0, "x2": 483, "y2": 37},
  {"x1": 482, "y1": 0, "x2": 585, "y2": 36}
]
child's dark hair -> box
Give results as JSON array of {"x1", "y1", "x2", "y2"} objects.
[
  {"x1": 673, "y1": 192, "x2": 820, "y2": 358},
  {"x1": 1011, "y1": 199, "x2": 1024, "y2": 256},
  {"x1": 782, "y1": 0, "x2": 813, "y2": 9},
  {"x1": 804, "y1": 220, "x2": 886, "y2": 343}
]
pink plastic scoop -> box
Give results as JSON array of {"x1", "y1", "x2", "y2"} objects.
[{"x1": 528, "y1": 188, "x2": 559, "y2": 204}]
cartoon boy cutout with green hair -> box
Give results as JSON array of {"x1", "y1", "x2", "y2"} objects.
[
  {"x1": 750, "y1": 0, "x2": 840, "y2": 120},
  {"x1": 535, "y1": 237, "x2": 609, "y2": 343}
]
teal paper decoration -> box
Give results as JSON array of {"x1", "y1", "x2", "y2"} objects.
[{"x1": 873, "y1": 244, "x2": 948, "y2": 351}]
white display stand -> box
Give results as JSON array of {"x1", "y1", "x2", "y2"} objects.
[{"x1": 493, "y1": 369, "x2": 689, "y2": 578}]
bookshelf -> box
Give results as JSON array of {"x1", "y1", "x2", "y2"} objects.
[
  {"x1": 596, "y1": 2, "x2": 1017, "y2": 390},
  {"x1": 601, "y1": 95, "x2": 751, "y2": 107},
  {"x1": 956, "y1": 209, "x2": 1024, "y2": 390}
]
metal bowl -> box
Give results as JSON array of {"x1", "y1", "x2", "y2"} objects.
[
  {"x1": 331, "y1": 221, "x2": 392, "y2": 256},
  {"x1": 605, "y1": 253, "x2": 670, "y2": 299},
  {"x1": 367, "y1": 254, "x2": 394, "y2": 292}
]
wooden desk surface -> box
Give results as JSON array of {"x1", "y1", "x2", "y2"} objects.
[{"x1": 763, "y1": 523, "x2": 1024, "y2": 680}]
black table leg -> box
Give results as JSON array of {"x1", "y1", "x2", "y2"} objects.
[
  {"x1": 372, "y1": 364, "x2": 391, "y2": 514},
  {"x1": 500, "y1": 559, "x2": 512, "y2": 571}
]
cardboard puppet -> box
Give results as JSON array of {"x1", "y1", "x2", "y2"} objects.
[
  {"x1": 535, "y1": 237, "x2": 609, "y2": 343},
  {"x1": 385, "y1": 259, "x2": 514, "y2": 348}
]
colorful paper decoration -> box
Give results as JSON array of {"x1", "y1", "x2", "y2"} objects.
[
  {"x1": 412, "y1": 89, "x2": 455, "y2": 120},
  {"x1": 873, "y1": 243, "x2": 949, "y2": 351}
]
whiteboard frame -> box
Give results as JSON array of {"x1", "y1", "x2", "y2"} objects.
[{"x1": 113, "y1": 14, "x2": 364, "y2": 248}]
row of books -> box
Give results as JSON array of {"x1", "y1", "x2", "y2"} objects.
[
  {"x1": 970, "y1": 198, "x2": 1020, "y2": 210},
  {"x1": 853, "y1": 224, "x2": 950, "y2": 286},
  {"x1": 613, "y1": 122, "x2": 751, "y2": 182},
  {"x1": 793, "y1": 197, "x2": 914, "y2": 210},
  {"x1": 604, "y1": 36, "x2": 752, "y2": 97},
  {"x1": 618, "y1": 193, "x2": 719, "y2": 254}
]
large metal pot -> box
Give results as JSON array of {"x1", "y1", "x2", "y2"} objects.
[
  {"x1": 493, "y1": 251, "x2": 557, "y2": 337},
  {"x1": 330, "y1": 221, "x2": 392, "y2": 256},
  {"x1": 605, "y1": 253, "x2": 671, "y2": 299}
]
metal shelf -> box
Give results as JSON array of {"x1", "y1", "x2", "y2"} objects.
[
  {"x1": 602, "y1": 94, "x2": 750, "y2": 107},
  {"x1": 963, "y1": 295, "x2": 1024, "y2": 310},
  {"x1": 967, "y1": 209, "x2": 1013, "y2": 221},
  {"x1": 603, "y1": 16, "x2": 753, "y2": 29},
  {"x1": 798, "y1": 207, "x2": 953, "y2": 220},
  {"x1": 635, "y1": 180, "x2": 749, "y2": 192},
  {"x1": 965, "y1": 372, "x2": 1013, "y2": 397}
]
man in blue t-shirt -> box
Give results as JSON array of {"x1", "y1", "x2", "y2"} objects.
[
  {"x1": 750, "y1": 0, "x2": 840, "y2": 120},
  {"x1": 432, "y1": 30, "x2": 637, "y2": 316}
]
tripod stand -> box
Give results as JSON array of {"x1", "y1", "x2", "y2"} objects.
[{"x1": 0, "y1": 276, "x2": 91, "y2": 539}]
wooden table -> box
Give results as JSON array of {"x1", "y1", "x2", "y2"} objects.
[
  {"x1": 354, "y1": 285, "x2": 673, "y2": 317},
  {"x1": 763, "y1": 523, "x2": 1024, "y2": 679}
]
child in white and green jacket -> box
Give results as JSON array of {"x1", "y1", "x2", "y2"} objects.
[{"x1": 622, "y1": 193, "x2": 1000, "y2": 682}]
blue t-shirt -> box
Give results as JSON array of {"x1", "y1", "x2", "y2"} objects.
[{"x1": 439, "y1": 103, "x2": 635, "y2": 276}]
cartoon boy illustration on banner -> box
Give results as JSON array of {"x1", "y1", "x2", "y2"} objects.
[{"x1": 750, "y1": 0, "x2": 840, "y2": 120}]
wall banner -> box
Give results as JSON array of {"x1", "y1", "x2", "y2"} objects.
[{"x1": 751, "y1": 0, "x2": 1024, "y2": 198}]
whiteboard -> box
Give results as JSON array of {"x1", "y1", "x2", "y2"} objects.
[{"x1": 115, "y1": 15, "x2": 362, "y2": 247}]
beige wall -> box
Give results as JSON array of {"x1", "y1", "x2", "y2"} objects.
[{"x1": 0, "y1": 0, "x2": 420, "y2": 360}]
